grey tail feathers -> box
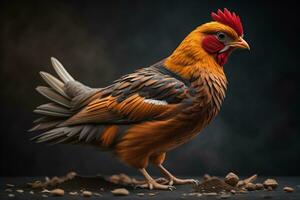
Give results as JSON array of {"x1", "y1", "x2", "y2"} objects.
[
  {"x1": 29, "y1": 57, "x2": 103, "y2": 145},
  {"x1": 29, "y1": 57, "x2": 99, "y2": 145},
  {"x1": 29, "y1": 57, "x2": 76, "y2": 133}
]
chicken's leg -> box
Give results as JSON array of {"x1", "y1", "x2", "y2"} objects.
[
  {"x1": 136, "y1": 168, "x2": 175, "y2": 190},
  {"x1": 157, "y1": 164, "x2": 199, "y2": 186}
]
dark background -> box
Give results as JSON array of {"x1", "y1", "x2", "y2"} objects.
[{"x1": 1, "y1": 0, "x2": 299, "y2": 177}]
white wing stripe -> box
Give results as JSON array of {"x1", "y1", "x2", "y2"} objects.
[{"x1": 144, "y1": 99, "x2": 168, "y2": 105}]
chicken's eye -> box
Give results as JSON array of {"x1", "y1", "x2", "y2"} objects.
[{"x1": 216, "y1": 32, "x2": 226, "y2": 41}]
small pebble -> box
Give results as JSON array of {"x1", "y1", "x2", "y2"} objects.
[
  {"x1": 283, "y1": 186, "x2": 294, "y2": 193},
  {"x1": 69, "y1": 191, "x2": 78, "y2": 196},
  {"x1": 239, "y1": 189, "x2": 248, "y2": 194},
  {"x1": 66, "y1": 171, "x2": 77, "y2": 180},
  {"x1": 267, "y1": 186, "x2": 273, "y2": 191},
  {"x1": 245, "y1": 182, "x2": 256, "y2": 191},
  {"x1": 111, "y1": 188, "x2": 130, "y2": 196},
  {"x1": 255, "y1": 183, "x2": 264, "y2": 190},
  {"x1": 6, "y1": 184, "x2": 15, "y2": 187},
  {"x1": 45, "y1": 177, "x2": 50, "y2": 182},
  {"x1": 50, "y1": 188, "x2": 65, "y2": 196},
  {"x1": 29, "y1": 191, "x2": 34, "y2": 194},
  {"x1": 93, "y1": 192, "x2": 102, "y2": 197},
  {"x1": 16, "y1": 189, "x2": 24, "y2": 193},
  {"x1": 203, "y1": 192, "x2": 217, "y2": 196},
  {"x1": 244, "y1": 174, "x2": 257, "y2": 184},
  {"x1": 224, "y1": 172, "x2": 239, "y2": 186},
  {"x1": 137, "y1": 193, "x2": 145, "y2": 196},
  {"x1": 263, "y1": 179, "x2": 278, "y2": 189},
  {"x1": 5, "y1": 188, "x2": 13, "y2": 192},
  {"x1": 42, "y1": 194, "x2": 48, "y2": 198},
  {"x1": 237, "y1": 180, "x2": 245, "y2": 187},
  {"x1": 8, "y1": 194, "x2": 15, "y2": 198},
  {"x1": 230, "y1": 189, "x2": 236, "y2": 194},
  {"x1": 82, "y1": 191, "x2": 92, "y2": 197},
  {"x1": 148, "y1": 192, "x2": 156, "y2": 196}
]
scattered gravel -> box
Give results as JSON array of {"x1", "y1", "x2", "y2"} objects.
[
  {"x1": 111, "y1": 188, "x2": 130, "y2": 196},
  {"x1": 220, "y1": 193, "x2": 231, "y2": 199},
  {"x1": 50, "y1": 188, "x2": 65, "y2": 196},
  {"x1": 93, "y1": 192, "x2": 102, "y2": 197},
  {"x1": 8, "y1": 194, "x2": 15, "y2": 198},
  {"x1": 264, "y1": 179, "x2": 278, "y2": 189},
  {"x1": 244, "y1": 174, "x2": 257, "y2": 184},
  {"x1": 69, "y1": 191, "x2": 78, "y2": 196},
  {"x1": 6, "y1": 184, "x2": 15, "y2": 188},
  {"x1": 203, "y1": 192, "x2": 218, "y2": 196},
  {"x1": 224, "y1": 172, "x2": 239, "y2": 186},
  {"x1": 5, "y1": 189, "x2": 13, "y2": 192},
  {"x1": 283, "y1": 186, "x2": 294, "y2": 193},
  {"x1": 245, "y1": 182, "x2": 256, "y2": 191},
  {"x1": 255, "y1": 183, "x2": 264, "y2": 190},
  {"x1": 82, "y1": 190, "x2": 92, "y2": 197}
]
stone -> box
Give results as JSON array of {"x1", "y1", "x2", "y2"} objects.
[
  {"x1": 220, "y1": 194, "x2": 231, "y2": 199},
  {"x1": 244, "y1": 174, "x2": 257, "y2": 184},
  {"x1": 111, "y1": 188, "x2": 130, "y2": 196},
  {"x1": 203, "y1": 192, "x2": 217, "y2": 196},
  {"x1": 245, "y1": 182, "x2": 256, "y2": 191},
  {"x1": 267, "y1": 186, "x2": 273, "y2": 191},
  {"x1": 50, "y1": 188, "x2": 65, "y2": 196},
  {"x1": 224, "y1": 172, "x2": 239, "y2": 186},
  {"x1": 8, "y1": 194, "x2": 15, "y2": 198},
  {"x1": 93, "y1": 192, "x2": 102, "y2": 197},
  {"x1": 82, "y1": 191, "x2": 92, "y2": 197},
  {"x1": 255, "y1": 183, "x2": 264, "y2": 190},
  {"x1": 6, "y1": 184, "x2": 15, "y2": 187},
  {"x1": 16, "y1": 189, "x2": 24, "y2": 193},
  {"x1": 263, "y1": 179, "x2": 278, "y2": 189},
  {"x1": 69, "y1": 191, "x2": 78, "y2": 196},
  {"x1": 237, "y1": 180, "x2": 245, "y2": 187},
  {"x1": 283, "y1": 186, "x2": 294, "y2": 193}
]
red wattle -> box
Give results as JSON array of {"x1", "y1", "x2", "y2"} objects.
[
  {"x1": 217, "y1": 50, "x2": 232, "y2": 66},
  {"x1": 202, "y1": 35, "x2": 232, "y2": 66}
]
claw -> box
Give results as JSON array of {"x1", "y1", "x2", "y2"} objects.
[
  {"x1": 168, "y1": 185, "x2": 176, "y2": 191},
  {"x1": 135, "y1": 180, "x2": 176, "y2": 190},
  {"x1": 192, "y1": 179, "x2": 200, "y2": 185}
]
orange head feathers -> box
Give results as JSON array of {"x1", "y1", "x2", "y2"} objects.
[{"x1": 165, "y1": 8, "x2": 249, "y2": 75}]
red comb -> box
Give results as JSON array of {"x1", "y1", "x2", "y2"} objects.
[{"x1": 211, "y1": 8, "x2": 243, "y2": 36}]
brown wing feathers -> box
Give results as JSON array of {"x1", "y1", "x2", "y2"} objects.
[{"x1": 30, "y1": 58, "x2": 191, "y2": 149}]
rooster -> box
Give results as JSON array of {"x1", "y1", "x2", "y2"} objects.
[{"x1": 30, "y1": 8, "x2": 249, "y2": 190}]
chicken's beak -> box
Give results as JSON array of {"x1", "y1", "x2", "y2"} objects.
[{"x1": 228, "y1": 37, "x2": 250, "y2": 50}]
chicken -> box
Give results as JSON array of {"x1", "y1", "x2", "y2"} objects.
[{"x1": 30, "y1": 8, "x2": 249, "y2": 190}]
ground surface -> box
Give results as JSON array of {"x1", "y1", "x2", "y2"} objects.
[{"x1": 1, "y1": 176, "x2": 300, "y2": 200}]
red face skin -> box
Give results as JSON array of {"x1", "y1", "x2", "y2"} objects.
[{"x1": 202, "y1": 35, "x2": 233, "y2": 66}]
